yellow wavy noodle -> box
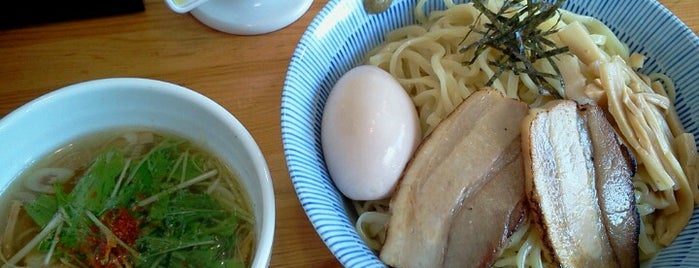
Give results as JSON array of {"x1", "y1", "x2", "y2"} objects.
[{"x1": 354, "y1": 0, "x2": 699, "y2": 266}]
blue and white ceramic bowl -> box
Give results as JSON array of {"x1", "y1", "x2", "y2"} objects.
[{"x1": 281, "y1": 0, "x2": 699, "y2": 267}]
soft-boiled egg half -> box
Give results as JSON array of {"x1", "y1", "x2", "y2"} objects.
[{"x1": 321, "y1": 65, "x2": 421, "y2": 201}]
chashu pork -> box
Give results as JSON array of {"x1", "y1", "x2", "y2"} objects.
[
  {"x1": 580, "y1": 103, "x2": 639, "y2": 268},
  {"x1": 443, "y1": 145, "x2": 528, "y2": 267},
  {"x1": 380, "y1": 90, "x2": 529, "y2": 268},
  {"x1": 522, "y1": 100, "x2": 639, "y2": 267}
]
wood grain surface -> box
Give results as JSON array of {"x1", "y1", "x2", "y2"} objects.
[{"x1": 0, "y1": 0, "x2": 696, "y2": 267}]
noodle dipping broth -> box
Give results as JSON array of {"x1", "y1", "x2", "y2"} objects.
[
  {"x1": 0, "y1": 129, "x2": 256, "y2": 267},
  {"x1": 0, "y1": 78, "x2": 275, "y2": 267}
]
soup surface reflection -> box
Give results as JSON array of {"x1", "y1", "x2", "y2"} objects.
[{"x1": 0, "y1": 129, "x2": 255, "y2": 268}]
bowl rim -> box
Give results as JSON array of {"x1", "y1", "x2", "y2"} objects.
[{"x1": 0, "y1": 77, "x2": 276, "y2": 267}]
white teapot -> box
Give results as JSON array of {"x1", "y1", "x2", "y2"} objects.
[{"x1": 165, "y1": 0, "x2": 312, "y2": 35}]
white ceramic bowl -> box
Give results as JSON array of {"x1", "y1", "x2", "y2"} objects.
[
  {"x1": 281, "y1": 0, "x2": 699, "y2": 267},
  {"x1": 0, "y1": 78, "x2": 275, "y2": 267}
]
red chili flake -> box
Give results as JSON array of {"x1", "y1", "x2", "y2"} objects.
[
  {"x1": 107, "y1": 208, "x2": 139, "y2": 246},
  {"x1": 86, "y1": 208, "x2": 141, "y2": 268}
]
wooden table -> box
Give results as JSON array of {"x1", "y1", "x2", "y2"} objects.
[{"x1": 0, "y1": 1, "x2": 696, "y2": 267}]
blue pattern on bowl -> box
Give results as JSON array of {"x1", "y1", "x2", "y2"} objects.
[{"x1": 281, "y1": 0, "x2": 699, "y2": 267}]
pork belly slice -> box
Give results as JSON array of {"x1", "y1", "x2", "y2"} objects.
[
  {"x1": 522, "y1": 100, "x2": 616, "y2": 267},
  {"x1": 580, "y1": 103, "x2": 639, "y2": 268},
  {"x1": 522, "y1": 100, "x2": 638, "y2": 267},
  {"x1": 443, "y1": 142, "x2": 527, "y2": 267},
  {"x1": 380, "y1": 90, "x2": 529, "y2": 268}
]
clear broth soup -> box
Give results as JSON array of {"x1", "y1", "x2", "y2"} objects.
[{"x1": 0, "y1": 129, "x2": 255, "y2": 267}]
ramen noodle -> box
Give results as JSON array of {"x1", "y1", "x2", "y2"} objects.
[{"x1": 354, "y1": 0, "x2": 699, "y2": 266}]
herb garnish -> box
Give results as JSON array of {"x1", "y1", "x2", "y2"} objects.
[
  {"x1": 461, "y1": 0, "x2": 568, "y2": 99},
  {"x1": 16, "y1": 137, "x2": 251, "y2": 267}
]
